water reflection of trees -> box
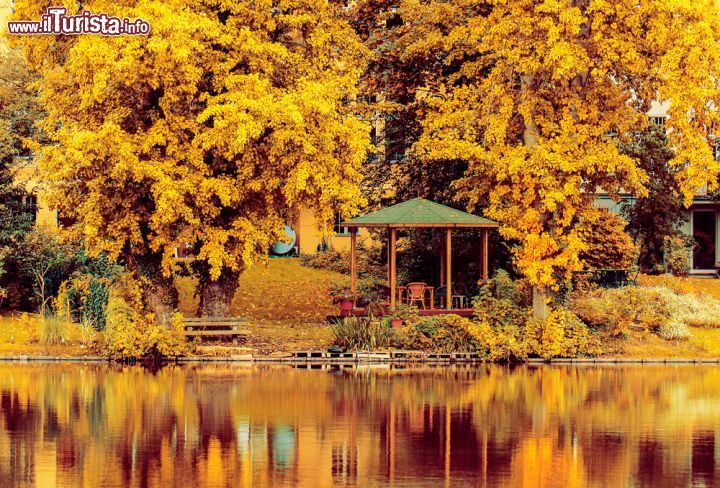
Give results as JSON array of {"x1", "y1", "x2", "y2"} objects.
[{"x1": 0, "y1": 364, "x2": 718, "y2": 487}]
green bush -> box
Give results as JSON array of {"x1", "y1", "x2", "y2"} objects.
[
  {"x1": 301, "y1": 250, "x2": 349, "y2": 274},
  {"x1": 67, "y1": 252, "x2": 122, "y2": 330},
  {"x1": 331, "y1": 316, "x2": 395, "y2": 350},
  {"x1": 15, "y1": 228, "x2": 79, "y2": 316},
  {"x1": 473, "y1": 283, "x2": 529, "y2": 331},
  {"x1": 398, "y1": 314, "x2": 476, "y2": 352},
  {"x1": 664, "y1": 235, "x2": 691, "y2": 277}
]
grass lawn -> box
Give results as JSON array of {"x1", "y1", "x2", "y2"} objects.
[{"x1": 176, "y1": 257, "x2": 344, "y2": 354}]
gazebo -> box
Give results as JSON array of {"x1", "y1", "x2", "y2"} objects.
[{"x1": 342, "y1": 198, "x2": 499, "y2": 314}]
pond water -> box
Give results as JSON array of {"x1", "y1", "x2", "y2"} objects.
[{"x1": 1, "y1": 363, "x2": 719, "y2": 487}]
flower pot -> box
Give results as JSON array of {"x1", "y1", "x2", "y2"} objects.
[
  {"x1": 339, "y1": 299, "x2": 354, "y2": 313},
  {"x1": 390, "y1": 318, "x2": 404, "y2": 329}
]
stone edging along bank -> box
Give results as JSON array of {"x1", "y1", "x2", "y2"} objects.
[{"x1": 0, "y1": 354, "x2": 719, "y2": 364}]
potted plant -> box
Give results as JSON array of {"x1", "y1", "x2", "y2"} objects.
[
  {"x1": 387, "y1": 304, "x2": 418, "y2": 329},
  {"x1": 329, "y1": 282, "x2": 358, "y2": 312}
]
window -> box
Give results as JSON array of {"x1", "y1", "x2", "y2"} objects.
[
  {"x1": 384, "y1": 114, "x2": 406, "y2": 163},
  {"x1": 23, "y1": 195, "x2": 37, "y2": 224},
  {"x1": 649, "y1": 115, "x2": 667, "y2": 127},
  {"x1": 692, "y1": 210, "x2": 716, "y2": 270},
  {"x1": 358, "y1": 94, "x2": 377, "y2": 105},
  {"x1": 175, "y1": 243, "x2": 196, "y2": 259},
  {"x1": 334, "y1": 213, "x2": 352, "y2": 236}
]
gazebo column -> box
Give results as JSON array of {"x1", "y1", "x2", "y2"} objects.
[
  {"x1": 440, "y1": 232, "x2": 446, "y2": 286},
  {"x1": 350, "y1": 228, "x2": 358, "y2": 294},
  {"x1": 445, "y1": 229, "x2": 452, "y2": 310},
  {"x1": 387, "y1": 228, "x2": 391, "y2": 285},
  {"x1": 390, "y1": 227, "x2": 397, "y2": 308},
  {"x1": 481, "y1": 228, "x2": 489, "y2": 280}
]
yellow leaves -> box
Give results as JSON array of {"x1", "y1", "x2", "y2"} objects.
[
  {"x1": 14, "y1": 0, "x2": 371, "y2": 283},
  {"x1": 411, "y1": 0, "x2": 720, "y2": 290}
]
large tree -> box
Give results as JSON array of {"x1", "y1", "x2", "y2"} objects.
[
  {"x1": 13, "y1": 0, "x2": 370, "y2": 321},
  {"x1": 412, "y1": 0, "x2": 720, "y2": 317},
  {"x1": 620, "y1": 127, "x2": 684, "y2": 273},
  {"x1": 350, "y1": 0, "x2": 487, "y2": 209}
]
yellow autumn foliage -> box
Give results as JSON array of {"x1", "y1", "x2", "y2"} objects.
[
  {"x1": 411, "y1": 0, "x2": 720, "y2": 291},
  {"x1": 11, "y1": 0, "x2": 370, "y2": 283},
  {"x1": 104, "y1": 276, "x2": 188, "y2": 359}
]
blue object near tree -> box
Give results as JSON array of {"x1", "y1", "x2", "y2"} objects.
[{"x1": 271, "y1": 225, "x2": 297, "y2": 255}]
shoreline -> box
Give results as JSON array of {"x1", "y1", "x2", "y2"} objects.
[{"x1": 1, "y1": 354, "x2": 719, "y2": 364}]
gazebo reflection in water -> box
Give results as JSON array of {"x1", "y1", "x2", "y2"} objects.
[{"x1": 339, "y1": 198, "x2": 499, "y2": 317}]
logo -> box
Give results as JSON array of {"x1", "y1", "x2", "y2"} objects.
[{"x1": 8, "y1": 6, "x2": 150, "y2": 36}]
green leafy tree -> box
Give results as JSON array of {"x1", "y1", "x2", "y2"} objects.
[
  {"x1": 620, "y1": 127, "x2": 684, "y2": 273},
  {"x1": 350, "y1": 0, "x2": 490, "y2": 210},
  {"x1": 0, "y1": 48, "x2": 44, "y2": 305},
  {"x1": 16, "y1": 228, "x2": 78, "y2": 317}
]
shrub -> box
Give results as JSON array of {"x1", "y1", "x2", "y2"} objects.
[
  {"x1": 331, "y1": 316, "x2": 395, "y2": 350},
  {"x1": 665, "y1": 291, "x2": 720, "y2": 328},
  {"x1": 577, "y1": 210, "x2": 638, "y2": 269},
  {"x1": 473, "y1": 285, "x2": 528, "y2": 331},
  {"x1": 572, "y1": 285, "x2": 720, "y2": 339},
  {"x1": 104, "y1": 276, "x2": 188, "y2": 360},
  {"x1": 301, "y1": 250, "x2": 350, "y2": 274},
  {"x1": 328, "y1": 280, "x2": 357, "y2": 303},
  {"x1": 398, "y1": 315, "x2": 476, "y2": 352},
  {"x1": 388, "y1": 304, "x2": 420, "y2": 322},
  {"x1": 53, "y1": 271, "x2": 117, "y2": 331},
  {"x1": 524, "y1": 309, "x2": 601, "y2": 358},
  {"x1": 572, "y1": 286, "x2": 670, "y2": 336},
  {"x1": 465, "y1": 273, "x2": 534, "y2": 360},
  {"x1": 467, "y1": 309, "x2": 600, "y2": 360},
  {"x1": 664, "y1": 235, "x2": 691, "y2": 276},
  {"x1": 489, "y1": 269, "x2": 522, "y2": 304},
  {"x1": 300, "y1": 243, "x2": 406, "y2": 295},
  {"x1": 467, "y1": 320, "x2": 528, "y2": 361},
  {"x1": 16, "y1": 228, "x2": 79, "y2": 316},
  {"x1": 657, "y1": 318, "x2": 691, "y2": 341}
]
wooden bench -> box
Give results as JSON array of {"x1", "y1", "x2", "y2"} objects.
[{"x1": 182, "y1": 317, "x2": 249, "y2": 344}]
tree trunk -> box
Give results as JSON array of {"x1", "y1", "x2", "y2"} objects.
[
  {"x1": 532, "y1": 286, "x2": 549, "y2": 321},
  {"x1": 123, "y1": 249, "x2": 178, "y2": 328},
  {"x1": 198, "y1": 268, "x2": 240, "y2": 317},
  {"x1": 522, "y1": 75, "x2": 549, "y2": 322},
  {"x1": 143, "y1": 274, "x2": 178, "y2": 327}
]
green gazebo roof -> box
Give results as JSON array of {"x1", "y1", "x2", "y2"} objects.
[{"x1": 342, "y1": 197, "x2": 499, "y2": 228}]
